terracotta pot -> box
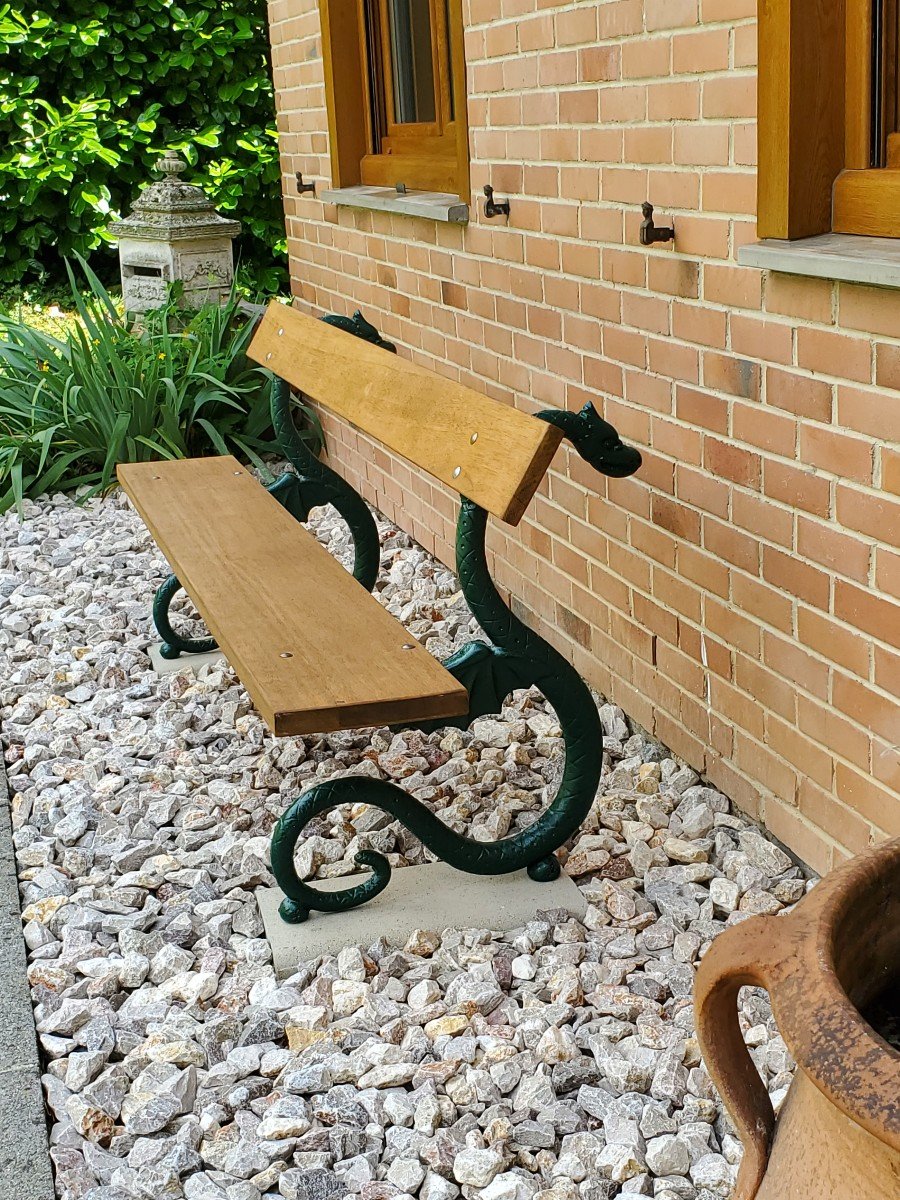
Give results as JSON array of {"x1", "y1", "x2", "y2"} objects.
[{"x1": 695, "y1": 837, "x2": 900, "y2": 1200}]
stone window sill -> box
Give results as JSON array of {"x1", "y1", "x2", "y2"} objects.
[
  {"x1": 739, "y1": 233, "x2": 900, "y2": 289},
  {"x1": 319, "y1": 185, "x2": 468, "y2": 224}
]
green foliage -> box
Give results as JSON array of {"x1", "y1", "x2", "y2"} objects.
[
  {"x1": 0, "y1": 0, "x2": 285, "y2": 291},
  {"x1": 0, "y1": 283, "x2": 81, "y2": 338},
  {"x1": 0, "y1": 258, "x2": 321, "y2": 515}
]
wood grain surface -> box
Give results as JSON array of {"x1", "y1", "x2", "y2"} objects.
[{"x1": 118, "y1": 456, "x2": 469, "y2": 736}]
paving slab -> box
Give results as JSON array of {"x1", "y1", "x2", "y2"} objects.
[
  {"x1": 148, "y1": 643, "x2": 227, "y2": 675},
  {"x1": 258, "y1": 860, "x2": 587, "y2": 975},
  {"x1": 0, "y1": 759, "x2": 54, "y2": 1200}
]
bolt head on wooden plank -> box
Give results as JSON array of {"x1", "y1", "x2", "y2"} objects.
[{"x1": 257, "y1": 860, "x2": 587, "y2": 976}]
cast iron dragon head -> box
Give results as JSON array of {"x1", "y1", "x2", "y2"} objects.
[
  {"x1": 321, "y1": 310, "x2": 397, "y2": 353},
  {"x1": 536, "y1": 402, "x2": 642, "y2": 478}
]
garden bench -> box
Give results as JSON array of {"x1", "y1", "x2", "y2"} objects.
[{"x1": 118, "y1": 301, "x2": 642, "y2": 925}]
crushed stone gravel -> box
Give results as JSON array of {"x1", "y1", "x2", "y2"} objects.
[{"x1": 0, "y1": 484, "x2": 808, "y2": 1200}]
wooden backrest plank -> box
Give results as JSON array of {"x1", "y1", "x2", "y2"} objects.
[
  {"x1": 247, "y1": 302, "x2": 562, "y2": 525},
  {"x1": 117, "y1": 456, "x2": 469, "y2": 736}
]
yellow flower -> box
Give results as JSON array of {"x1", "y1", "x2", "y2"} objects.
[
  {"x1": 157, "y1": 352, "x2": 166, "y2": 360},
  {"x1": 38, "y1": 361, "x2": 49, "y2": 372}
]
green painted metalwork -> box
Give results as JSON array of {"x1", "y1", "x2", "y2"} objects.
[
  {"x1": 267, "y1": 376, "x2": 381, "y2": 591},
  {"x1": 154, "y1": 576, "x2": 219, "y2": 659},
  {"x1": 153, "y1": 319, "x2": 385, "y2": 659},
  {"x1": 534, "y1": 401, "x2": 644, "y2": 480},
  {"x1": 270, "y1": 402, "x2": 642, "y2": 923},
  {"x1": 322, "y1": 310, "x2": 397, "y2": 352}
]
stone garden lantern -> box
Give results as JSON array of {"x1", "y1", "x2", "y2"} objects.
[{"x1": 109, "y1": 151, "x2": 240, "y2": 316}]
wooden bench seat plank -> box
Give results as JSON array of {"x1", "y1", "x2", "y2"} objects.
[
  {"x1": 247, "y1": 303, "x2": 563, "y2": 526},
  {"x1": 117, "y1": 456, "x2": 470, "y2": 737}
]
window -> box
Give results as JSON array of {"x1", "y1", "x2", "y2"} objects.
[
  {"x1": 868, "y1": 0, "x2": 900, "y2": 166},
  {"x1": 758, "y1": 0, "x2": 900, "y2": 240},
  {"x1": 318, "y1": 0, "x2": 469, "y2": 200},
  {"x1": 833, "y1": 0, "x2": 900, "y2": 235}
]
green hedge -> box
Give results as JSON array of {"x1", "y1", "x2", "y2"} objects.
[{"x1": 0, "y1": 0, "x2": 286, "y2": 291}]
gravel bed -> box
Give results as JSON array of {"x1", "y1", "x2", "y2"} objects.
[{"x1": 0, "y1": 485, "x2": 806, "y2": 1200}]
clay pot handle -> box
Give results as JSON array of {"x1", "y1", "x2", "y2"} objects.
[{"x1": 694, "y1": 915, "x2": 783, "y2": 1200}]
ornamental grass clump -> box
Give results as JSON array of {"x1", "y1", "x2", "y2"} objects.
[{"x1": 0, "y1": 257, "x2": 320, "y2": 514}]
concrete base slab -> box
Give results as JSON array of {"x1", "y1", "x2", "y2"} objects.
[
  {"x1": 148, "y1": 643, "x2": 227, "y2": 675},
  {"x1": 258, "y1": 860, "x2": 587, "y2": 976}
]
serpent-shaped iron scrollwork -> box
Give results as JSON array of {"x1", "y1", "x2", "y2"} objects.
[
  {"x1": 270, "y1": 403, "x2": 642, "y2": 923},
  {"x1": 267, "y1": 376, "x2": 381, "y2": 591},
  {"x1": 536, "y1": 401, "x2": 643, "y2": 479},
  {"x1": 154, "y1": 332, "x2": 385, "y2": 658},
  {"x1": 322, "y1": 310, "x2": 397, "y2": 352}
]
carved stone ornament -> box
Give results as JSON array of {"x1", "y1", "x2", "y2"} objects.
[{"x1": 109, "y1": 151, "x2": 240, "y2": 314}]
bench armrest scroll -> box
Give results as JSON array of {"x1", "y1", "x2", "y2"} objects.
[{"x1": 535, "y1": 402, "x2": 642, "y2": 480}]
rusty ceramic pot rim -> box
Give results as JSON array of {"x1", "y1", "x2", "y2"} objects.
[{"x1": 770, "y1": 836, "x2": 900, "y2": 1149}]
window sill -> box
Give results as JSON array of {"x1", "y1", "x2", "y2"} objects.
[
  {"x1": 739, "y1": 233, "x2": 900, "y2": 289},
  {"x1": 319, "y1": 186, "x2": 469, "y2": 224}
]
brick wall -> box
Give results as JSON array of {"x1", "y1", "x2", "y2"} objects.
[{"x1": 266, "y1": 0, "x2": 900, "y2": 873}]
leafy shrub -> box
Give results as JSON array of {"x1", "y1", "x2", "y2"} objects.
[
  {"x1": 0, "y1": 258, "x2": 321, "y2": 514},
  {"x1": 0, "y1": 0, "x2": 284, "y2": 291},
  {"x1": 0, "y1": 282, "x2": 80, "y2": 338}
]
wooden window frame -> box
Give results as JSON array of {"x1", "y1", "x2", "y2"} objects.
[
  {"x1": 319, "y1": 0, "x2": 470, "y2": 200},
  {"x1": 758, "y1": 0, "x2": 900, "y2": 240}
]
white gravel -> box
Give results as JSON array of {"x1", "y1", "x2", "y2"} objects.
[{"x1": 0, "y1": 483, "x2": 807, "y2": 1200}]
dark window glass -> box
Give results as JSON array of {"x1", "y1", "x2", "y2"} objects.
[
  {"x1": 872, "y1": 0, "x2": 900, "y2": 164},
  {"x1": 388, "y1": 0, "x2": 437, "y2": 124},
  {"x1": 445, "y1": 0, "x2": 454, "y2": 122},
  {"x1": 363, "y1": 0, "x2": 387, "y2": 149}
]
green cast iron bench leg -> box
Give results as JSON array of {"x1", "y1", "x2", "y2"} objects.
[{"x1": 270, "y1": 404, "x2": 642, "y2": 923}]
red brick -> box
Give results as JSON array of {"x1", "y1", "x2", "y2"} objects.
[
  {"x1": 704, "y1": 264, "x2": 762, "y2": 309},
  {"x1": 797, "y1": 607, "x2": 871, "y2": 678},
  {"x1": 703, "y1": 353, "x2": 760, "y2": 399},
  {"x1": 796, "y1": 780, "x2": 872, "y2": 855},
  {"x1": 731, "y1": 573, "x2": 794, "y2": 632},
  {"x1": 763, "y1": 546, "x2": 830, "y2": 611},
  {"x1": 835, "y1": 763, "x2": 900, "y2": 837},
  {"x1": 799, "y1": 425, "x2": 874, "y2": 484},
  {"x1": 875, "y1": 342, "x2": 900, "y2": 390},
  {"x1": 672, "y1": 302, "x2": 727, "y2": 348},
  {"x1": 835, "y1": 484, "x2": 900, "y2": 548},
  {"x1": 704, "y1": 438, "x2": 761, "y2": 489},
  {"x1": 652, "y1": 494, "x2": 701, "y2": 543},
  {"x1": 732, "y1": 490, "x2": 793, "y2": 547},
  {"x1": 703, "y1": 516, "x2": 759, "y2": 573},
  {"x1": 797, "y1": 694, "x2": 871, "y2": 772},
  {"x1": 675, "y1": 385, "x2": 729, "y2": 433},
  {"x1": 836, "y1": 384, "x2": 897, "y2": 438},
  {"x1": 730, "y1": 314, "x2": 793, "y2": 365},
  {"x1": 764, "y1": 460, "x2": 831, "y2": 518},
  {"x1": 677, "y1": 465, "x2": 730, "y2": 518},
  {"x1": 796, "y1": 516, "x2": 871, "y2": 583},
  {"x1": 876, "y1": 547, "x2": 900, "y2": 599},
  {"x1": 834, "y1": 580, "x2": 900, "y2": 650},
  {"x1": 765, "y1": 367, "x2": 832, "y2": 421},
  {"x1": 833, "y1": 672, "x2": 898, "y2": 745},
  {"x1": 797, "y1": 327, "x2": 872, "y2": 384}
]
